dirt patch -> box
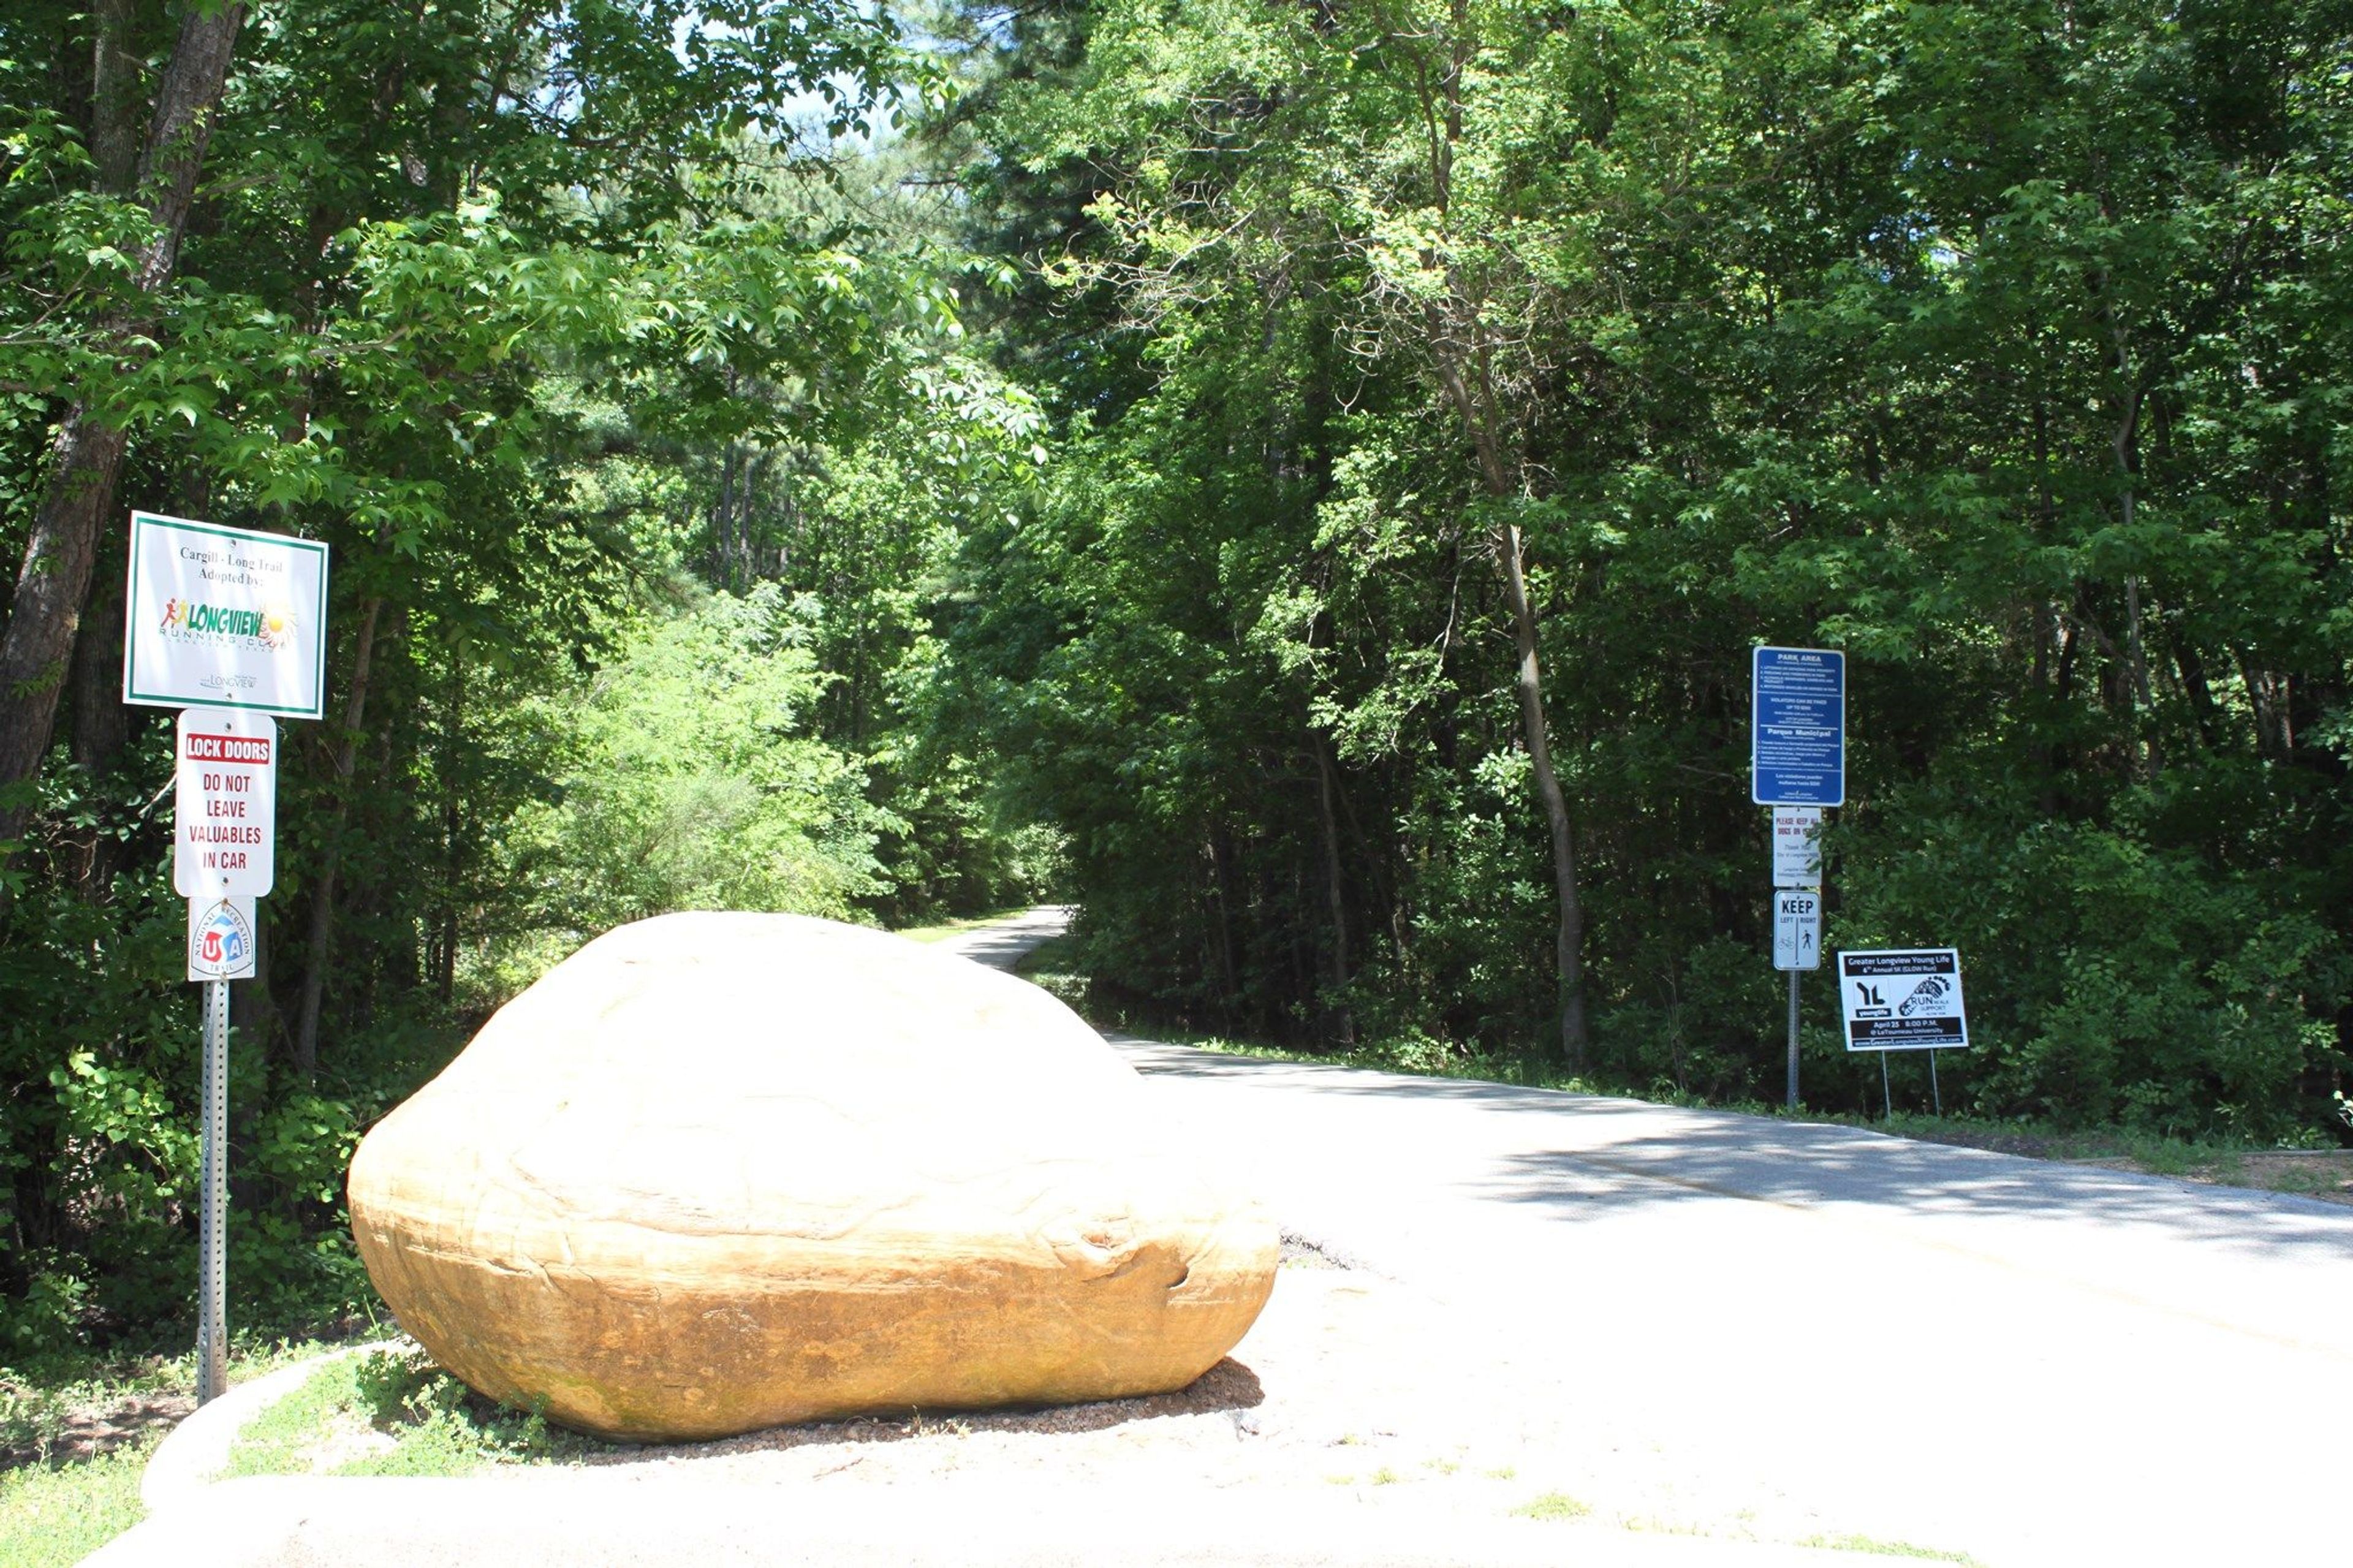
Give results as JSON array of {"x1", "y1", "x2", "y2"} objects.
[
  {"x1": 2206, "y1": 1151, "x2": 2353, "y2": 1204},
  {"x1": 1, "y1": 1388, "x2": 192, "y2": 1468}
]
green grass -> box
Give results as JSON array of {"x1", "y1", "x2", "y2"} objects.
[
  {"x1": 0, "y1": 1435, "x2": 155, "y2": 1568},
  {"x1": 0, "y1": 1327, "x2": 397, "y2": 1566},
  {"x1": 1511, "y1": 1490, "x2": 1593, "y2": 1521},
  {"x1": 1817, "y1": 1109, "x2": 2346, "y2": 1190},
  {"x1": 890, "y1": 906, "x2": 1033, "y2": 945},
  {"x1": 225, "y1": 1344, "x2": 602, "y2": 1479},
  {"x1": 1800, "y1": 1532, "x2": 1979, "y2": 1561}
]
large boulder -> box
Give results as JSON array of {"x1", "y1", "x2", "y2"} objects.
[{"x1": 347, "y1": 914, "x2": 1277, "y2": 1441}]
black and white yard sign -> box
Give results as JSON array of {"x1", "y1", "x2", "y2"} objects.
[{"x1": 1838, "y1": 949, "x2": 1968, "y2": 1051}]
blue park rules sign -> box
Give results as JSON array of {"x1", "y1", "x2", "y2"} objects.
[{"x1": 1751, "y1": 645, "x2": 1845, "y2": 807}]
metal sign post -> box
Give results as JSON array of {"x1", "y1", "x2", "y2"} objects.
[
  {"x1": 1754, "y1": 646, "x2": 1841, "y2": 1113},
  {"x1": 123, "y1": 517, "x2": 327, "y2": 1409},
  {"x1": 198, "y1": 978, "x2": 229, "y2": 1401},
  {"x1": 172, "y1": 713, "x2": 275, "y2": 1407},
  {"x1": 1787, "y1": 971, "x2": 1802, "y2": 1109},
  {"x1": 1771, "y1": 887, "x2": 1822, "y2": 1108}
]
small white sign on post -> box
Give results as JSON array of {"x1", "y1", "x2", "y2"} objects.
[
  {"x1": 1838, "y1": 949, "x2": 1969, "y2": 1051},
  {"x1": 187, "y1": 897, "x2": 259, "y2": 982},
  {"x1": 174, "y1": 707, "x2": 276, "y2": 899},
  {"x1": 1772, "y1": 888, "x2": 1822, "y2": 971},
  {"x1": 1771, "y1": 806, "x2": 1822, "y2": 887},
  {"x1": 122, "y1": 512, "x2": 330, "y2": 719}
]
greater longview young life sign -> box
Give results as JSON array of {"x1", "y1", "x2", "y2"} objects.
[
  {"x1": 1837, "y1": 949, "x2": 1969, "y2": 1051},
  {"x1": 121, "y1": 512, "x2": 330, "y2": 720}
]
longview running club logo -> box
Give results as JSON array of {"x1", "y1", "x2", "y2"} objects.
[{"x1": 159, "y1": 597, "x2": 296, "y2": 651}]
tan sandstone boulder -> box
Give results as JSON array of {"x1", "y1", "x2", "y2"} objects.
[{"x1": 346, "y1": 913, "x2": 1276, "y2": 1441}]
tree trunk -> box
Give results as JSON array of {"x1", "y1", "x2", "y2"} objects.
[
  {"x1": 66, "y1": 542, "x2": 133, "y2": 898},
  {"x1": 89, "y1": 0, "x2": 146, "y2": 196},
  {"x1": 0, "y1": 3, "x2": 246, "y2": 849},
  {"x1": 1495, "y1": 515, "x2": 1589, "y2": 1069},
  {"x1": 1428, "y1": 348, "x2": 1590, "y2": 1069},
  {"x1": 436, "y1": 644, "x2": 464, "y2": 1005},
  {"x1": 292, "y1": 595, "x2": 384, "y2": 1078},
  {"x1": 1311, "y1": 736, "x2": 1355, "y2": 1047}
]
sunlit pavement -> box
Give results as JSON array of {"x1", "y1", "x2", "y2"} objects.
[
  {"x1": 1115, "y1": 1035, "x2": 2353, "y2": 1567},
  {"x1": 932, "y1": 904, "x2": 1075, "y2": 971}
]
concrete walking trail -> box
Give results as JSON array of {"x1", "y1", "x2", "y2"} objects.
[{"x1": 96, "y1": 907, "x2": 2352, "y2": 1566}]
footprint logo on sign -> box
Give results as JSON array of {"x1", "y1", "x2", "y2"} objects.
[{"x1": 1899, "y1": 976, "x2": 1951, "y2": 1017}]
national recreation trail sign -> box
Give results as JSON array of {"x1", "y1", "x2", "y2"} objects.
[
  {"x1": 1751, "y1": 645, "x2": 1844, "y2": 807},
  {"x1": 121, "y1": 512, "x2": 330, "y2": 719}
]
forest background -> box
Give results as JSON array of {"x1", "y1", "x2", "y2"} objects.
[{"x1": 2, "y1": 0, "x2": 2349, "y2": 1360}]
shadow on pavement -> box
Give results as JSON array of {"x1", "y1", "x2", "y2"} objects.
[{"x1": 1116, "y1": 1038, "x2": 2353, "y2": 1266}]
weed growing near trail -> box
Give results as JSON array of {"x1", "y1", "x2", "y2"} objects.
[
  {"x1": 225, "y1": 1343, "x2": 612, "y2": 1479},
  {"x1": 1512, "y1": 1491, "x2": 1592, "y2": 1520},
  {"x1": 1799, "y1": 1531, "x2": 1979, "y2": 1562}
]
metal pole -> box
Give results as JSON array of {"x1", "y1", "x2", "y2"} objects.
[
  {"x1": 1928, "y1": 1048, "x2": 1942, "y2": 1116},
  {"x1": 1785, "y1": 970, "x2": 1801, "y2": 1109},
  {"x1": 197, "y1": 977, "x2": 229, "y2": 1404},
  {"x1": 1879, "y1": 1050, "x2": 1892, "y2": 1120}
]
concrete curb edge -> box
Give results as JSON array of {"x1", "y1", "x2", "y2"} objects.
[{"x1": 138, "y1": 1343, "x2": 377, "y2": 1514}]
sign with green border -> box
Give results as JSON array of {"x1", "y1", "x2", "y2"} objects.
[{"x1": 121, "y1": 512, "x2": 330, "y2": 720}]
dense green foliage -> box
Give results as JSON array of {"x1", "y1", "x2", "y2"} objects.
[
  {"x1": 939, "y1": 0, "x2": 2353, "y2": 1135},
  {"x1": 0, "y1": 1, "x2": 1042, "y2": 1355},
  {"x1": 2, "y1": 0, "x2": 2351, "y2": 1360}
]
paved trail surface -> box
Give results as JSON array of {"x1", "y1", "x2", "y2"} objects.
[
  {"x1": 1105, "y1": 1053, "x2": 2349, "y2": 1564},
  {"x1": 98, "y1": 909, "x2": 2349, "y2": 1566},
  {"x1": 954, "y1": 905, "x2": 2352, "y2": 1564}
]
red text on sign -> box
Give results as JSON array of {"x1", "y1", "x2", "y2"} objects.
[{"x1": 184, "y1": 732, "x2": 270, "y2": 765}]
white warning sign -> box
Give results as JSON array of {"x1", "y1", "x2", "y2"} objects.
[
  {"x1": 1771, "y1": 806, "x2": 1822, "y2": 887},
  {"x1": 173, "y1": 706, "x2": 276, "y2": 898},
  {"x1": 1838, "y1": 949, "x2": 1968, "y2": 1051}
]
